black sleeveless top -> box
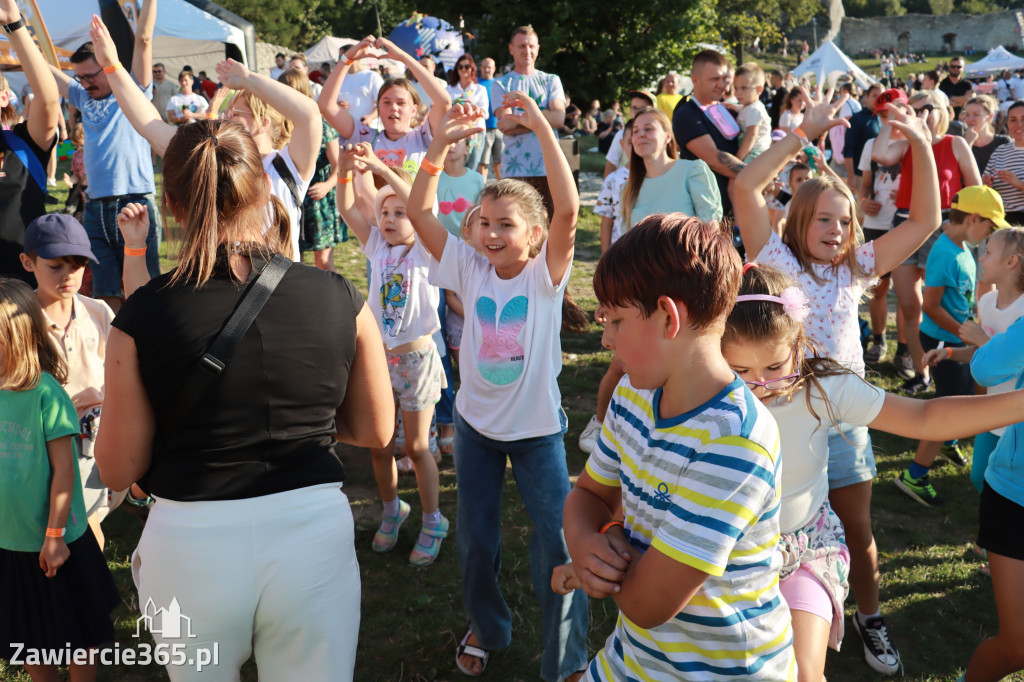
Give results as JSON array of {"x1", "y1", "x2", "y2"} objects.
[{"x1": 112, "y1": 253, "x2": 365, "y2": 501}]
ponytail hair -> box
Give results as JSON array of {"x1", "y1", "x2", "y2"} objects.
[
  {"x1": 620, "y1": 108, "x2": 676, "y2": 232},
  {"x1": 163, "y1": 119, "x2": 275, "y2": 286},
  {"x1": 0, "y1": 278, "x2": 67, "y2": 390}
]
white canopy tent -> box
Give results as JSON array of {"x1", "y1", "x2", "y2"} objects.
[
  {"x1": 964, "y1": 45, "x2": 1024, "y2": 76},
  {"x1": 1, "y1": 0, "x2": 252, "y2": 92},
  {"x1": 791, "y1": 39, "x2": 877, "y2": 89},
  {"x1": 304, "y1": 36, "x2": 357, "y2": 67}
]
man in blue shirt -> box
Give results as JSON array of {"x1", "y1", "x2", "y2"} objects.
[{"x1": 49, "y1": 0, "x2": 160, "y2": 311}]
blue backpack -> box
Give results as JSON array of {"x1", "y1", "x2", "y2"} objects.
[{"x1": 2, "y1": 128, "x2": 49, "y2": 195}]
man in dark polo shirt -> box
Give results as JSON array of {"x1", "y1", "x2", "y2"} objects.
[
  {"x1": 672, "y1": 49, "x2": 744, "y2": 215},
  {"x1": 0, "y1": 0, "x2": 60, "y2": 283},
  {"x1": 939, "y1": 56, "x2": 973, "y2": 120}
]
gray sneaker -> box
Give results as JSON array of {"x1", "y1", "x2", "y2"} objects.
[
  {"x1": 864, "y1": 341, "x2": 887, "y2": 363},
  {"x1": 894, "y1": 351, "x2": 915, "y2": 379}
]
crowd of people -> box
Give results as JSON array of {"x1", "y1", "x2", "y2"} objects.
[{"x1": 3, "y1": 0, "x2": 1024, "y2": 680}]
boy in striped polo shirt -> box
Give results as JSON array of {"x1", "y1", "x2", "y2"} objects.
[{"x1": 564, "y1": 214, "x2": 795, "y2": 681}]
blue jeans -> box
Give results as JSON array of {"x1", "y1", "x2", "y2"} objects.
[
  {"x1": 84, "y1": 193, "x2": 161, "y2": 298},
  {"x1": 453, "y1": 408, "x2": 589, "y2": 681},
  {"x1": 435, "y1": 294, "x2": 455, "y2": 425}
]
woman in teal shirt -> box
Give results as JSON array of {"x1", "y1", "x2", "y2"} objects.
[{"x1": 620, "y1": 107, "x2": 723, "y2": 230}]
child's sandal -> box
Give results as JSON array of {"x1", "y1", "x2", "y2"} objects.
[
  {"x1": 409, "y1": 515, "x2": 450, "y2": 566},
  {"x1": 372, "y1": 499, "x2": 410, "y2": 553},
  {"x1": 455, "y1": 628, "x2": 490, "y2": 677}
]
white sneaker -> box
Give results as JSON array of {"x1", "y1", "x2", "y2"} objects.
[{"x1": 578, "y1": 415, "x2": 602, "y2": 453}]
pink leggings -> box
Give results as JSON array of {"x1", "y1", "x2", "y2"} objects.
[{"x1": 780, "y1": 565, "x2": 833, "y2": 624}]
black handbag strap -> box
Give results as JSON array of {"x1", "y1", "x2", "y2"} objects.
[
  {"x1": 271, "y1": 152, "x2": 304, "y2": 206},
  {"x1": 162, "y1": 252, "x2": 292, "y2": 434}
]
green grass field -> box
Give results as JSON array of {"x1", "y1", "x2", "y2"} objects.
[{"x1": 2, "y1": 148, "x2": 1021, "y2": 682}]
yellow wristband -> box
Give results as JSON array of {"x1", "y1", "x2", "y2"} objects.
[
  {"x1": 599, "y1": 520, "x2": 624, "y2": 534},
  {"x1": 420, "y1": 158, "x2": 443, "y2": 177},
  {"x1": 124, "y1": 245, "x2": 147, "y2": 257},
  {"x1": 103, "y1": 63, "x2": 123, "y2": 75}
]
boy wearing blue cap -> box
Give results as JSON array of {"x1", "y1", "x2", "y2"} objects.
[{"x1": 19, "y1": 213, "x2": 125, "y2": 548}]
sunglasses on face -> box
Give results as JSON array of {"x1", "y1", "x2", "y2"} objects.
[
  {"x1": 73, "y1": 68, "x2": 104, "y2": 84},
  {"x1": 914, "y1": 104, "x2": 935, "y2": 114},
  {"x1": 950, "y1": 64, "x2": 963, "y2": 70},
  {"x1": 457, "y1": 64, "x2": 473, "y2": 70}
]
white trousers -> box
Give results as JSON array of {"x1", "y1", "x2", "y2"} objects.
[{"x1": 132, "y1": 483, "x2": 360, "y2": 681}]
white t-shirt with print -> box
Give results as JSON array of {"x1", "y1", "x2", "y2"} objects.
[
  {"x1": 166, "y1": 93, "x2": 209, "y2": 118},
  {"x1": 594, "y1": 167, "x2": 630, "y2": 244},
  {"x1": 447, "y1": 81, "x2": 489, "y2": 110},
  {"x1": 362, "y1": 229, "x2": 440, "y2": 350},
  {"x1": 769, "y1": 373, "x2": 885, "y2": 532},
  {"x1": 262, "y1": 145, "x2": 311, "y2": 261},
  {"x1": 349, "y1": 120, "x2": 432, "y2": 177},
  {"x1": 755, "y1": 231, "x2": 877, "y2": 375},
  {"x1": 858, "y1": 138, "x2": 901, "y2": 232},
  {"x1": 430, "y1": 234, "x2": 571, "y2": 440},
  {"x1": 491, "y1": 70, "x2": 565, "y2": 178}
]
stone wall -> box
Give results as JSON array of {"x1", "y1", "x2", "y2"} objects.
[{"x1": 837, "y1": 10, "x2": 1022, "y2": 55}]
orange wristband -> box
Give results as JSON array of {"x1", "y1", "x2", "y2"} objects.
[
  {"x1": 345, "y1": 57, "x2": 356, "y2": 66},
  {"x1": 420, "y1": 158, "x2": 442, "y2": 177},
  {"x1": 792, "y1": 126, "x2": 811, "y2": 147},
  {"x1": 946, "y1": 346, "x2": 954, "y2": 359},
  {"x1": 599, "y1": 520, "x2": 624, "y2": 534},
  {"x1": 103, "y1": 63, "x2": 123, "y2": 74},
  {"x1": 45, "y1": 527, "x2": 65, "y2": 538},
  {"x1": 124, "y1": 245, "x2": 147, "y2": 257},
  {"x1": 338, "y1": 173, "x2": 352, "y2": 184}
]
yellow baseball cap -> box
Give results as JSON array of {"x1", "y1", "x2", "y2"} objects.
[{"x1": 951, "y1": 186, "x2": 1010, "y2": 230}]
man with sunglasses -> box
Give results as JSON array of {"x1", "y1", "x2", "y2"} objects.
[
  {"x1": 48, "y1": 0, "x2": 161, "y2": 312},
  {"x1": 939, "y1": 57, "x2": 974, "y2": 120}
]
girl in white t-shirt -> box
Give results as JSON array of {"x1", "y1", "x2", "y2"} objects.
[
  {"x1": 407, "y1": 97, "x2": 588, "y2": 681},
  {"x1": 723, "y1": 263, "x2": 1024, "y2": 682},
  {"x1": 734, "y1": 89, "x2": 941, "y2": 677},
  {"x1": 336, "y1": 142, "x2": 449, "y2": 567}
]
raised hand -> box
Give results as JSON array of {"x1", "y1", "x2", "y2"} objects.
[
  {"x1": 885, "y1": 102, "x2": 932, "y2": 145},
  {"x1": 208, "y1": 86, "x2": 230, "y2": 119},
  {"x1": 215, "y1": 59, "x2": 251, "y2": 91},
  {"x1": 499, "y1": 91, "x2": 547, "y2": 133},
  {"x1": 88, "y1": 14, "x2": 120, "y2": 69},
  {"x1": 345, "y1": 35, "x2": 381, "y2": 62},
  {"x1": 796, "y1": 86, "x2": 849, "y2": 140},
  {"x1": 117, "y1": 202, "x2": 150, "y2": 249},
  {"x1": 435, "y1": 103, "x2": 487, "y2": 146},
  {"x1": 0, "y1": 0, "x2": 21, "y2": 27}
]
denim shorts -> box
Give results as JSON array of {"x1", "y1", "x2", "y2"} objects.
[
  {"x1": 84, "y1": 193, "x2": 162, "y2": 298},
  {"x1": 827, "y1": 422, "x2": 877, "y2": 489}
]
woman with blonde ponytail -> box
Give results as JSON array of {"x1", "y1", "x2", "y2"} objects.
[
  {"x1": 86, "y1": 15, "x2": 320, "y2": 262},
  {"x1": 90, "y1": 17, "x2": 395, "y2": 682}
]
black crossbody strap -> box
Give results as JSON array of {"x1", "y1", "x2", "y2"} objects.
[
  {"x1": 271, "y1": 152, "x2": 303, "y2": 206},
  {"x1": 162, "y1": 252, "x2": 292, "y2": 434}
]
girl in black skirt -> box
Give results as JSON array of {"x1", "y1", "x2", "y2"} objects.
[{"x1": 0, "y1": 279, "x2": 119, "y2": 681}]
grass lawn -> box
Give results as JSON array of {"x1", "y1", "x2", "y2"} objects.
[
  {"x1": 3, "y1": 152, "x2": 1021, "y2": 682},
  {"x1": 754, "y1": 49, "x2": 991, "y2": 85}
]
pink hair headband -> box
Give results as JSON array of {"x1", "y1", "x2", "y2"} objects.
[{"x1": 735, "y1": 288, "x2": 810, "y2": 323}]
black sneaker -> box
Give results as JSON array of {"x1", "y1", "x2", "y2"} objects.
[
  {"x1": 852, "y1": 614, "x2": 903, "y2": 676},
  {"x1": 939, "y1": 442, "x2": 969, "y2": 468},
  {"x1": 900, "y1": 374, "x2": 931, "y2": 396},
  {"x1": 895, "y1": 469, "x2": 947, "y2": 508},
  {"x1": 864, "y1": 341, "x2": 887, "y2": 363},
  {"x1": 894, "y1": 350, "x2": 915, "y2": 379}
]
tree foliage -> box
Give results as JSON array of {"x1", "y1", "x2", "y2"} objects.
[{"x1": 715, "y1": 0, "x2": 821, "y2": 63}]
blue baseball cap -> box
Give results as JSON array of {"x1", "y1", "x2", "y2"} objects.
[{"x1": 24, "y1": 213, "x2": 99, "y2": 263}]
